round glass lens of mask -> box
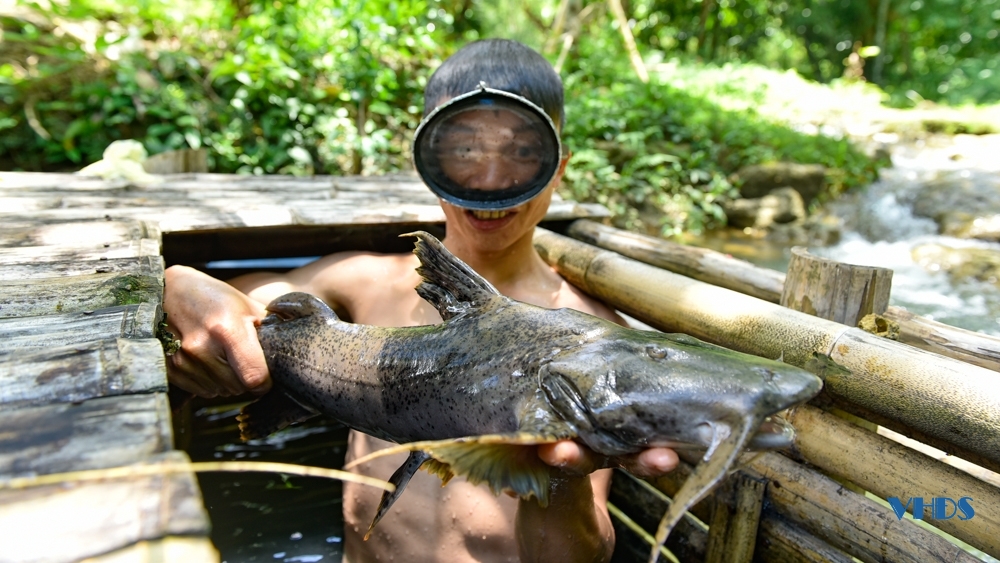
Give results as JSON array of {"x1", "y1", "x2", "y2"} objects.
[{"x1": 413, "y1": 90, "x2": 561, "y2": 210}]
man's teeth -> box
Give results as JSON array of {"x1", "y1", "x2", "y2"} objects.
[{"x1": 471, "y1": 210, "x2": 511, "y2": 219}]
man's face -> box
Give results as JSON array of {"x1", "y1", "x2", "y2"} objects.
[{"x1": 424, "y1": 95, "x2": 567, "y2": 253}]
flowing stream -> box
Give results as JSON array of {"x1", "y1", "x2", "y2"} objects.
[{"x1": 702, "y1": 134, "x2": 1000, "y2": 336}]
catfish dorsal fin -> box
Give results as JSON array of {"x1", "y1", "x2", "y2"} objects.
[{"x1": 401, "y1": 231, "x2": 502, "y2": 321}]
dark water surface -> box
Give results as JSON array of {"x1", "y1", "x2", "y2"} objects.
[{"x1": 182, "y1": 401, "x2": 350, "y2": 563}]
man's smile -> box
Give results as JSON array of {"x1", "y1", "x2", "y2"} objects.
[{"x1": 465, "y1": 208, "x2": 517, "y2": 230}]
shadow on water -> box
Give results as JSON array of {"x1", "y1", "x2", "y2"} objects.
[{"x1": 180, "y1": 400, "x2": 350, "y2": 563}]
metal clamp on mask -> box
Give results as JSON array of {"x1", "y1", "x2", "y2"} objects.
[{"x1": 413, "y1": 83, "x2": 562, "y2": 211}]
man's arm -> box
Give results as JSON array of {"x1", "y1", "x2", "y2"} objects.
[
  {"x1": 162, "y1": 253, "x2": 353, "y2": 397},
  {"x1": 163, "y1": 265, "x2": 272, "y2": 397}
]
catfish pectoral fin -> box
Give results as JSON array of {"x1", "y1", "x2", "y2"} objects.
[
  {"x1": 237, "y1": 390, "x2": 318, "y2": 441},
  {"x1": 346, "y1": 434, "x2": 562, "y2": 507},
  {"x1": 365, "y1": 450, "x2": 432, "y2": 541}
]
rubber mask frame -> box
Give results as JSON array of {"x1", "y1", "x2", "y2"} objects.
[{"x1": 413, "y1": 83, "x2": 563, "y2": 211}]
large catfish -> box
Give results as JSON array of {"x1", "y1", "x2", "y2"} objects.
[{"x1": 239, "y1": 231, "x2": 823, "y2": 562}]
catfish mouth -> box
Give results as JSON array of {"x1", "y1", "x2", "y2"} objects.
[
  {"x1": 651, "y1": 416, "x2": 794, "y2": 451},
  {"x1": 748, "y1": 414, "x2": 796, "y2": 450}
]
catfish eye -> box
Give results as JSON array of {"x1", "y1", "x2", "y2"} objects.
[{"x1": 646, "y1": 345, "x2": 668, "y2": 360}]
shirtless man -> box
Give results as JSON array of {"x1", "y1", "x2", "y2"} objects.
[{"x1": 164, "y1": 39, "x2": 678, "y2": 563}]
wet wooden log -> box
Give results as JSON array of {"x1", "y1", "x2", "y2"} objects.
[
  {"x1": 532, "y1": 228, "x2": 1000, "y2": 473},
  {"x1": 0, "y1": 338, "x2": 167, "y2": 408},
  {"x1": 0, "y1": 393, "x2": 173, "y2": 476},
  {"x1": 787, "y1": 405, "x2": 1000, "y2": 557},
  {"x1": 0, "y1": 302, "x2": 162, "y2": 353},
  {"x1": 0, "y1": 269, "x2": 163, "y2": 318},
  {"x1": 567, "y1": 219, "x2": 786, "y2": 302},
  {"x1": 781, "y1": 247, "x2": 893, "y2": 326},
  {"x1": 0, "y1": 451, "x2": 211, "y2": 563},
  {"x1": 703, "y1": 473, "x2": 767, "y2": 563},
  {"x1": 564, "y1": 220, "x2": 1000, "y2": 372}
]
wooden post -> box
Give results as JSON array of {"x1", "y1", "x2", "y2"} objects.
[
  {"x1": 781, "y1": 246, "x2": 893, "y2": 326},
  {"x1": 704, "y1": 473, "x2": 767, "y2": 563}
]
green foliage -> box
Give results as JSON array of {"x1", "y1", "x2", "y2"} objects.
[
  {"x1": 559, "y1": 35, "x2": 880, "y2": 236},
  {"x1": 1, "y1": 0, "x2": 453, "y2": 172},
  {"x1": 2, "y1": 0, "x2": 888, "y2": 235}
]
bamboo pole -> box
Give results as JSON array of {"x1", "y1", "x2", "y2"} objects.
[
  {"x1": 564, "y1": 219, "x2": 1000, "y2": 371},
  {"x1": 532, "y1": 228, "x2": 1000, "y2": 472},
  {"x1": 787, "y1": 405, "x2": 1000, "y2": 558},
  {"x1": 744, "y1": 452, "x2": 982, "y2": 563},
  {"x1": 567, "y1": 219, "x2": 786, "y2": 301}
]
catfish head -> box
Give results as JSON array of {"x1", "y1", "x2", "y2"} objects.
[{"x1": 538, "y1": 325, "x2": 824, "y2": 457}]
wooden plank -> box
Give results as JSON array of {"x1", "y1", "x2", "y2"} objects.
[
  {"x1": 0, "y1": 238, "x2": 161, "y2": 263},
  {"x1": 0, "y1": 302, "x2": 161, "y2": 353},
  {"x1": 0, "y1": 451, "x2": 211, "y2": 563},
  {"x1": 164, "y1": 222, "x2": 448, "y2": 265},
  {"x1": 0, "y1": 218, "x2": 159, "y2": 248},
  {"x1": 0, "y1": 338, "x2": 167, "y2": 407},
  {"x1": 0, "y1": 256, "x2": 163, "y2": 282},
  {"x1": 0, "y1": 393, "x2": 173, "y2": 477},
  {"x1": 0, "y1": 269, "x2": 163, "y2": 318},
  {"x1": 81, "y1": 537, "x2": 218, "y2": 563}
]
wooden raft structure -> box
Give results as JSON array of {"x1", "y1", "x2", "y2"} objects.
[{"x1": 1, "y1": 171, "x2": 998, "y2": 562}]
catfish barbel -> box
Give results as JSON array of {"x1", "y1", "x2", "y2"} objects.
[{"x1": 239, "y1": 231, "x2": 823, "y2": 563}]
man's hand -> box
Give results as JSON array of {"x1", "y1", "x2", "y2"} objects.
[
  {"x1": 163, "y1": 265, "x2": 271, "y2": 398},
  {"x1": 538, "y1": 441, "x2": 679, "y2": 478}
]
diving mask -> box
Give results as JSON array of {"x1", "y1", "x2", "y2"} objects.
[{"x1": 413, "y1": 84, "x2": 562, "y2": 211}]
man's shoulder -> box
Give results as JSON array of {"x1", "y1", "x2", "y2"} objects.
[
  {"x1": 551, "y1": 275, "x2": 625, "y2": 325},
  {"x1": 310, "y1": 249, "x2": 419, "y2": 279}
]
